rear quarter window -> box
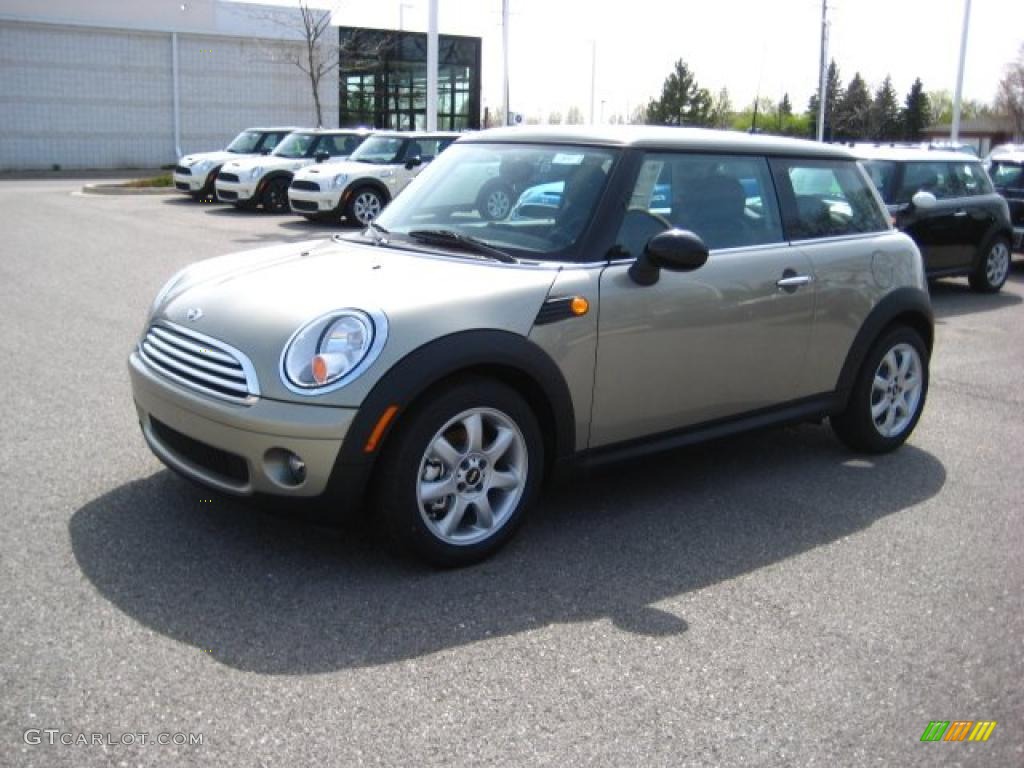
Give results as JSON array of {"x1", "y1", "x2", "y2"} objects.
[{"x1": 772, "y1": 158, "x2": 888, "y2": 240}]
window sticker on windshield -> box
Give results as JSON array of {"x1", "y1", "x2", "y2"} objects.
[
  {"x1": 552, "y1": 153, "x2": 585, "y2": 166},
  {"x1": 630, "y1": 160, "x2": 664, "y2": 209}
]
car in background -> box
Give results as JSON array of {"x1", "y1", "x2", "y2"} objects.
[
  {"x1": 287, "y1": 131, "x2": 459, "y2": 225},
  {"x1": 854, "y1": 146, "x2": 1013, "y2": 292},
  {"x1": 215, "y1": 129, "x2": 371, "y2": 213},
  {"x1": 173, "y1": 127, "x2": 295, "y2": 200},
  {"x1": 131, "y1": 127, "x2": 932, "y2": 565},
  {"x1": 986, "y1": 147, "x2": 1024, "y2": 252}
]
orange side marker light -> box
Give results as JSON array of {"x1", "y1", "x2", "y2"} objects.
[
  {"x1": 364, "y1": 405, "x2": 400, "y2": 453},
  {"x1": 570, "y1": 296, "x2": 590, "y2": 316}
]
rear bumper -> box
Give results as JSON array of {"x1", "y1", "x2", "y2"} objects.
[{"x1": 130, "y1": 351, "x2": 355, "y2": 499}]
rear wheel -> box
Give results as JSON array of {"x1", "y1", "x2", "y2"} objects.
[
  {"x1": 372, "y1": 378, "x2": 543, "y2": 567},
  {"x1": 476, "y1": 180, "x2": 514, "y2": 221},
  {"x1": 968, "y1": 236, "x2": 1011, "y2": 293},
  {"x1": 260, "y1": 177, "x2": 290, "y2": 213},
  {"x1": 831, "y1": 326, "x2": 929, "y2": 453}
]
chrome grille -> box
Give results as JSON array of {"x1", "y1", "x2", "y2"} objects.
[{"x1": 140, "y1": 322, "x2": 259, "y2": 403}]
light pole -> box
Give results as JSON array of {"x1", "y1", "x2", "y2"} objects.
[
  {"x1": 816, "y1": 0, "x2": 829, "y2": 142},
  {"x1": 399, "y1": 2, "x2": 413, "y2": 31},
  {"x1": 502, "y1": 0, "x2": 510, "y2": 125},
  {"x1": 426, "y1": 0, "x2": 438, "y2": 131},
  {"x1": 951, "y1": 0, "x2": 971, "y2": 143}
]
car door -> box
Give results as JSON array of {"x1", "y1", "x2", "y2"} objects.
[
  {"x1": 947, "y1": 160, "x2": 1001, "y2": 267},
  {"x1": 589, "y1": 152, "x2": 815, "y2": 448},
  {"x1": 893, "y1": 161, "x2": 965, "y2": 272}
]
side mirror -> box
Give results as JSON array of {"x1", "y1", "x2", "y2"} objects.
[
  {"x1": 911, "y1": 190, "x2": 938, "y2": 210},
  {"x1": 404, "y1": 155, "x2": 423, "y2": 170},
  {"x1": 260, "y1": 148, "x2": 272, "y2": 155},
  {"x1": 628, "y1": 229, "x2": 709, "y2": 286},
  {"x1": 314, "y1": 150, "x2": 331, "y2": 163}
]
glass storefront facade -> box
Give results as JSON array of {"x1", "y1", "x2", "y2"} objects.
[{"x1": 338, "y1": 27, "x2": 481, "y2": 131}]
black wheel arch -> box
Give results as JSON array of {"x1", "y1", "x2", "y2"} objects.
[
  {"x1": 324, "y1": 329, "x2": 576, "y2": 517},
  {"x1": 835, "y1": 286, "x2": 933, "y2": 409},
  {"x1": 341, "y1": 179, "x2": 392, "y2": 211},
  {"x1": 256, "y1": 170, "x2": 294, "y2": 197}
]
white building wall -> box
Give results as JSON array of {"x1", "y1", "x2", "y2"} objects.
[{"x1": 0, "y1": 1, "x2": 341, "y2": 170}]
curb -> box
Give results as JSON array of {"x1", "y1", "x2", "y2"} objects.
[{"x1": 82, "y1": 183, "x2": 178, "y2": 196}]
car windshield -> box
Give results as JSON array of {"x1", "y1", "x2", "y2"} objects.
[
  {"x1": 226, "y1": 130, "x2": 262, "y2": 153},
  {"x1": 349, "y1": 137, "x2": 404, "y2": 164},
  {"x1": 862, "y1": 160, "x2": 897, "y2": 203},
  {"x1": 989, "y1": 161, "x2": 1023, "y2": 188},
  {"x1": 272, "y1": 133, "x2": 316, "y2": 159},
  {"x1": 373, "y1": 142, "x2": 619, "y2": 261}
]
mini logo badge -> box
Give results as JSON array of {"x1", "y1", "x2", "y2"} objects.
[{"x1": 186, "y1": 308, "x2": 204, "y2": 322}]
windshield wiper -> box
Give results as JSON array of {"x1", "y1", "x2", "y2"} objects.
[
  {"x1": 407, "y1": 229, "x2": 516, "y2": 263},
  {"x1": 365, "y1": 220, "x2": 390, "y2": 245}
]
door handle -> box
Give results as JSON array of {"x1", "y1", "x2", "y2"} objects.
[{"x1": 777, "y1": 274, "x2": 814, "y2": 289}]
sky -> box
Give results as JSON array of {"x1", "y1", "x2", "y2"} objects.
[{"x1": 239, "y1": 0, "x2": 1024, "y2": 122}]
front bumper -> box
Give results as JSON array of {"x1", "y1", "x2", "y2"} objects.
[
  {"x1": 130, "y1": 351, "x2": 355, "y2": 498},
  {"x1": 288, "y1": 185, "x2": 344, "y2": 215},
  {"x1": 173, "y1": 169, "x2": 210, "y2": 194},
  {"x1": 215, "y1": 178, "x2": 257, "y2": 204}
]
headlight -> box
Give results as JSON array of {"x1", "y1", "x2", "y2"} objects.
[
  {"x1": 281, "y1": 310, "x2": 387, "y2": 392},
  {"x1": 191, "y1": 159, "x2": 212, "y2": 174},
  {"x1": 248, "y1": 166, "x2": 263, "y2": 180},
  {"x1": 331, "y1": 173, "x2": 349, "y2": 189}
]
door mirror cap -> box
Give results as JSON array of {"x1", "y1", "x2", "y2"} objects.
[
  {"x1": 405, "y1": 155, "x2": 423, "y2": 170},
  {"x1": 629, "y1": 229, "x2": 710, "y2": 286},
  {"x1": 911, "y1": 190, "x2": 938, "y2": 210}
]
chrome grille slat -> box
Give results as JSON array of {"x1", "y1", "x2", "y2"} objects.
[
  {"x1": 143, "y1": 337, "x2": 247, "y2": 383},
  {"x1": 140, "y1": 322, "x2": 259, "y2": 404},
  {"x1": 150, "y1": 326, "x2": 238, "y2": 366}
]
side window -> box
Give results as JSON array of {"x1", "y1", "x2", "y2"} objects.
[
  {"x1": 897, "y1": 161, "x2": 954, "y2": 201},
  {"x1": 773, "y1": 158, "x2": 888, "y2": 239},
  {"x1": 614, "y1": 152, "x2": 784, "y2": 255},
  {"x1": 948, "y1": 161, "x2": 992, "y2": 196},
  {"x1": 862, "y1": 160, "x2": 896, "y2": 204},
  {"x1": 416, "y1": 139, "x2": 442, "y2": 162}
]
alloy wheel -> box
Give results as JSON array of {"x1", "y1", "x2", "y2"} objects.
[
  {"x1": 986, "y1": 241, "x2": 1010, "y2": 287},
  {"x1": 870, "y1": 343, "x2": 923, "y2": 438},
  {"x1": 353, "y1": 191, "x2": 382, "y2": 224}
]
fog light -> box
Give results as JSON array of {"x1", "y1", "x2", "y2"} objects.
[{"x1": 287, "y1": 454, "x2": 306, "y2": 483}]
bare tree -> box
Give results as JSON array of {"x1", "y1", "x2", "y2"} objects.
[{"x1": 996, "y1": 43, "x2": 1024, "y2": 141}]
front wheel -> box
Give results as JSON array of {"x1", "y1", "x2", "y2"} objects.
[
  {"x1": 476, "y1": 180, "x2": 514, "y2": 221},
  {"x1": 831, "y1": 326, "x2": 929, "y2": 453},
  {"x1": 260, "y1": 177, "x2": 290, "y2": 213},
  {"x1": 346, "y1": 187, "x2": 385, "y2": 225},
  {"x1": 372, "y1": 378, "x2": 543, "y2": 567},
  {"x1": 969, "y1": 236, "x2": 1011, "y2": 293}
]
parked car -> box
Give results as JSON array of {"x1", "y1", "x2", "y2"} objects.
[
  {"x1": 986, "y1": 147, "x2": 1024, "y2": 252},
  {"x1": 130, "y1": 126, "x2": 932, "y2": 566},
  {"x1": 854, "y1": 146, "x2": 1014, "y2": 292},
  {"x1": 215, "y1": 129, "x2": 371, "y2": 212},
  {"x1": 173, "y1": 127, "x2": 295, "y2": 200},
  {"x1": 287, "y1": 131, "x2": 459, "y2": 224}
]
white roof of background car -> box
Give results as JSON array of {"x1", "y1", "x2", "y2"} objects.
[
  {"x1": 458, "y1": 125, "x2": 858, "y2": 158},
  {"x1": 988, "y1": 149, "x2": 1024, "y2": 164},
  {"x1": 847, "y1": 145, "x2": 982, "y2": 163}
]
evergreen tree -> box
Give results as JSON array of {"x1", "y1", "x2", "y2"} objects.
[
  {"x1": 709, "y1": 87, "x2": 733, "y2": 129},
  {"x1": 645, "y1": 59, "x2": 713, "y2": 127},
  {"x1": 566, "y1": 106, "x2": 585, "y2": 125},
  {"x1": 778, "y1": 92, "x2": 793, "y2": 131},
  {"x1": 901, "y1": 78, "x2": 931, "y2": 140},
  {"x1": 835, "y1": 72, "x2": 871, "y2": 140},
  {"x1": 870, "y1": 76, "x2": 902, "y2": 140},
  {"x1": 806, "y1": 60, "x2": 842, "y2": 139}
]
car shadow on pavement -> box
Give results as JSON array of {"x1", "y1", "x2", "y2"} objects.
[
  {"x1": 929, "y1": 276, "x2": 1023, "y2": 320},
  {"x1": 70, "y1": 423, "x2": 945, "y2": 675}
]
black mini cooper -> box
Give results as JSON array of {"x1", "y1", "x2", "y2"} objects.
[{"x1": 855, "y1": 146, "x2": 1014, "y2": 293}]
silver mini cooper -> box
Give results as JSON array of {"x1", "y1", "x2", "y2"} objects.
[{"x1": 130, "y1": 127, "x2": 933, "y2": 565}]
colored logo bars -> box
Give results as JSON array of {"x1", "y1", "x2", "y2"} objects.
[{"x1": 920, "y1": 721, "x2": 997, "y2": 742}]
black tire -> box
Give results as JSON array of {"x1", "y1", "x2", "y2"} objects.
[
  {"x1": 371, "y1": 377, "x2": 543, "y2": 567},
  {"x1": 344, "y1": 186, "x2": 385, "y2": 226},
  {"x1": 968, "y1": 235, "x2": 1011, "y2": 293},
  {"x1": 260, "y1": 177, "x2": 290, "y2": 214},
  {"x1": 476, "y1": 179, "x2": 514, "y2": 221},
  {"x1": 233, "y1": 196, "x2": 258, "y2": 211},
  {"x1": 831, "y1": 326, "x2": 929, "y2": 454}
]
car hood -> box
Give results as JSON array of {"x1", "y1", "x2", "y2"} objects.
[
  {"x1": 221, "y1": 155, "x2": 308, "y2": 175},
  {"x1": 155, "y1": 238, "x2": 561, "y2": 405},
  {"x1": 293, "y1": 159, "x2": 387, "y2": 180},
  {"x1": 178, "y1": 150, "x2": 242, "y2": 167}
]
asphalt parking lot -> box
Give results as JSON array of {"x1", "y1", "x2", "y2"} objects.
[{"x1": 0, "y1": 177, "x2": 1021, "y2": 767}]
